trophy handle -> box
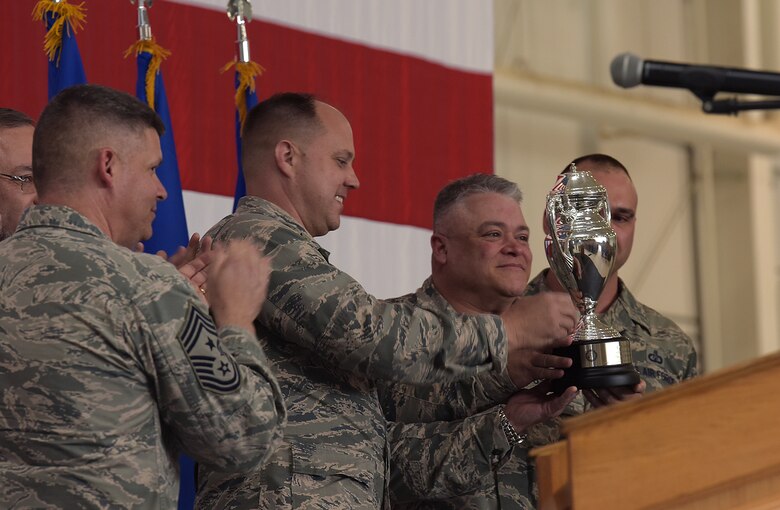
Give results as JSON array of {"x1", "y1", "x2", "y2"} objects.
[
  {"x1": 601, "y1": 197, "x2": 612, "y2": 223},
  {"x1": 545, "y1": 194, "x2": 578, "y2": 291}
]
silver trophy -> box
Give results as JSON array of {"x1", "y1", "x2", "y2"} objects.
[{"x1": 545, "y1": 163, "x2": 639, "y2": 390}]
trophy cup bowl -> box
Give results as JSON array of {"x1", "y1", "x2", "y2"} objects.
[{"x1": 545, "y1": 164, "x2": 640, "y2": 391}]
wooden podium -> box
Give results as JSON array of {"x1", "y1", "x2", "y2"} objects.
[{"x1": 531, "y1": 351, "x2": 780, "y2": 510}]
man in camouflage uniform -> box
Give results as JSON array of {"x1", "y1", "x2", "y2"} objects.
[
  {"x1": 0, "y1": 108, "x2": 36, "y2": 241},
  {"x1": 380, "y1": 155, "x2": 697, "y2": 510},
  {"x1": 379, "y1": 174, "x2": 584, "y2": 509},
  {"x1": 0, "y1": 85, "x2": 287, "y2": 509},
  {"x1": 504, "y1": 154, "x2": 698, "y2": 508},
  {"x1": 197, "y1": 93, "x2": 575, "y2": 509}
]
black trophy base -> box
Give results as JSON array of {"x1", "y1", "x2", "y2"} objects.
[{"x1": 551, "y1": 339, "x2": 641, "y2": 394}]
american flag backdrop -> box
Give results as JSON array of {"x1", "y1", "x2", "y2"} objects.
[{"x1": 1, "y1": 0, "x2": 493, "y2": 297}]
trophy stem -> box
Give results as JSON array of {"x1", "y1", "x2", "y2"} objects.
[{"x1": 574, "y1": 311, "x2": 621, "y2": 342}]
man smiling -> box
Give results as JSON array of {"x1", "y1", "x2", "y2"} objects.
[
  {"x1": 0, "y1": 85, "x2": 286, "y2": 509},
  {"x1": 198, "y1": 93, "x2": 576, "y2": 508},
  {"x1": 380, "y1": 174, "x2": 578, "y2": 508}
]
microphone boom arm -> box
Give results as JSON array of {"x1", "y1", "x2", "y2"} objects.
[{"x1": 700, "y1": 96, "x2": 780, "y2": 115}]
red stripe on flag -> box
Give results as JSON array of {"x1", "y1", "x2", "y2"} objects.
[{"x1": 1, "y1": 0, "x2": 492, "y2": 230}]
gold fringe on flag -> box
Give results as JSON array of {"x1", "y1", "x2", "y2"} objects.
[
  {"x1": 124, "y1": 39, "x2": 172, "y2": 110},
  {"x1": 32, "y1": 0, "x2": 87, "y2": 66},
  {"x1": 221, "y1": 59, "x2": 265, "y2": 128}
]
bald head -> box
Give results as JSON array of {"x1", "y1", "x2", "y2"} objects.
[
  {"x1": 238, "y1": 93, "x2": 359, "y2": 236},
  {"x1": 33, "y1": 84, "x2": 163, "y2": 196}
]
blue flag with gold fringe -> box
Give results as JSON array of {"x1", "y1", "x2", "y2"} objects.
[
  {"x1": 223, "y1": 60, "x2": 264, "y2": 211},
  {"x1": 127, "y1": 40, "x2": 189, "y2": 256},
  {"x1": 233, "y1": 74, "x2": 258, "y2": 210},
  {"x1": 33, "y1": 0, "x2": 87, "y2": 98},
  {"x1": 125, "y1": 37, "x2": 193, "y2": 510}
]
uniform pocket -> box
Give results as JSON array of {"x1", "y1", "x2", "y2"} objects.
[{"x1": 290, "y1": 443, "x2": 380, "y2": 509}]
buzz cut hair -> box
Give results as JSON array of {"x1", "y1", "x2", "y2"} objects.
[
  {"x1": 433, "y1": 173, "x2": 523, "y2": 232},
  {"x1": 566, "y1": 153, "x2": 631, "y2": 179},
  {"x1": 33, "y1": 84, "x2": 163, "y2": 194}
]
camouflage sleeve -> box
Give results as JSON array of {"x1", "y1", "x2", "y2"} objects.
[
  {"x1": 130, "y1": 262, "x2": 286, "y2": 472},
  {"x1": 387, "y1": 407, "x2": 515, "y2": 504},
  {"x1": 455, "y1": 369, "x2": 520, "y2": 415},
  {"x1": 380, "y1": 369, "x2": 519, "y2": 424},
  {"x1": 257, "y1": 227, "x2": 507, "y2": 384}
]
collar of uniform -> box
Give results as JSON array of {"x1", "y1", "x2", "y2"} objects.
[
  {"x1": 17, "y1": 204, "x2": 109, "y2": 240},
  {"x1": 603, "y1": 279, "x2": 653, "y2": 335},
  {"x1": 524, "y1": 269, "x2": 553, "y2": 296},
  {"x1": 418, "y1": 276, "x2": 460, "y2": 316},
  {"x1": 234, "y1": 195, "x2": 331, "y2": 260}
]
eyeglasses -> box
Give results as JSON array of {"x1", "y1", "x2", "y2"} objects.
[{"x1": 0, "y1": 173, "x2": 35, "y2": 194}]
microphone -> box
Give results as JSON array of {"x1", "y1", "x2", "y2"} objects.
[{"x1": 610, "y1": 53, "x2": 780, "y2": 96}]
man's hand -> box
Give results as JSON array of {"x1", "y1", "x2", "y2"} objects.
[
  {"x1": 504, "y1": 382, "x2": 578, "y2": 433},
  {"x1": 500, "y1": 292, "x2": 578, "y2": 387},
  {"x1": 507, "y1": 348, "x2": 572, "y2": 389},
  {"x1": 207, "y1": 241, "x2": 271, "y2": 333},
  {"x1": 178, "y1": 250, "x2": 213, "y2": 305},
  {"x1": 583, "y1": 379, "x2": 646, "y2": 409},
  {"x1": 502, "y1": 292, "x2": 578, "y2": 352},
  {"x1": 157, "y1": 233, "x2": 213, "y2": 269}
]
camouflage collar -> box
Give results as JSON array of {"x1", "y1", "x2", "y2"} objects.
[
  {"x1": 234, "y1": 195, "x2": 330, "y2": 260},
  {"x1": 17, "y1": 205, "x2": 109, "y2": 240},
  {"x1": 526, "y1": 269, "x2": 653, "y2": 336},
  {"x1": 524, "y1": 269, "x2": 552, "y2": 296},
  {"x1": 418, "y1": 276, "x2": 460, "y2": 316},
  {"x1": 604, "y1": 280, "x2": 653, "y2": 335}
]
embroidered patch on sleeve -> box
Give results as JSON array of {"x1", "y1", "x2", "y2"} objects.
[{"x1": 177, "y1": 304, "x2": 241, "y2": 394}]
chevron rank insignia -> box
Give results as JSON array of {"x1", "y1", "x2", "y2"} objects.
[{"x1": 178, "y1": 304, "x2": 241, "y2": 394}]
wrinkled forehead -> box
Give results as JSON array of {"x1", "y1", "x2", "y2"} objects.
[{"x1": 0, "y1": 125, "x2": 34, "y2": 166}]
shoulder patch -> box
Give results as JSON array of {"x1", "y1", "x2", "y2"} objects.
[{"x1": 177, "y1": 304, "x2": 241, "y2": 393}]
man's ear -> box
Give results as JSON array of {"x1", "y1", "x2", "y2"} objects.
[
  {"x1": 431, "y1": 233, "x2": 448, "y2": 264},
  {"x1": 96, "y1": 147, "x2": 116, "y2": 188},
  {"x1": 274, "y1": 140, "x2": 296, "y2": 178}
]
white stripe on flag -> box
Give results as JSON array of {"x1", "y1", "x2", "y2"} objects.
[{"x1": 166, "y1": 0, "x2": 492, "y2": 73}]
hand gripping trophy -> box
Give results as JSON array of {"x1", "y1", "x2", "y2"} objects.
[{"x1": 545, "y1": 163, "x2": 640, "y2": 390}]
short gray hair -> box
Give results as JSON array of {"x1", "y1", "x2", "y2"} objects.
[{"x1": 433, "y1": 173, "x2": 522, "y2": 231}]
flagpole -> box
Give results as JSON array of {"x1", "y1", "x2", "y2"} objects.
[
  {"x1": 127, "y1": 10, "x2": 194, "y2": 505},
  {"x1": 225, "y1": 0, "x2": 262, "y2": 210},
  {"x1": 135, "y1": 0, "x2": 152, "y2": 41},
  {"x1": 229, "y1": 0, "x2": 252, "y2": 65},
  {"x1": 125, "y1": 0, "x2": 190, "y2": 256}
]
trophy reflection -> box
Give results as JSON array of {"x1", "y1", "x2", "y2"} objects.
[{"x1": 545, "y1": 163, "x2": 640, "y2": 390}]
